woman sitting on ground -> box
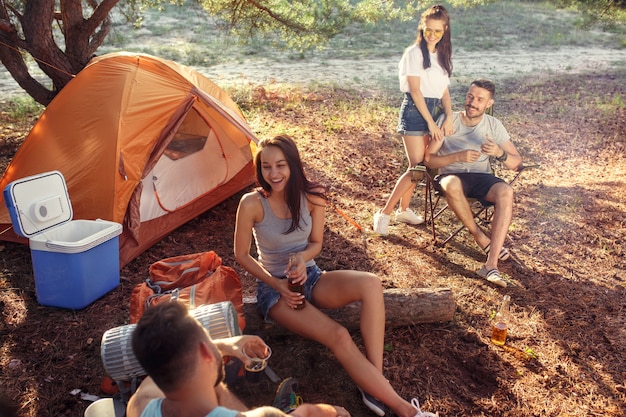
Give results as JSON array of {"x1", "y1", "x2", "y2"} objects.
[{"x1": 234, "y1": 135, "x2": 436, "y2": 417}]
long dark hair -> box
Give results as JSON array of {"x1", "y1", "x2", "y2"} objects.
[
  {"x1": 415, "y1": 4, "x2": 453, "y2": 77},
  {"x1": 254, "y1": 135, "x2": 327, "y2": 233}
]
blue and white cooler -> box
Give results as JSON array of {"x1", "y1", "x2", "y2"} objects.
[{"x1": 3, "y1": 170, "x2": 122, "y2": 309}]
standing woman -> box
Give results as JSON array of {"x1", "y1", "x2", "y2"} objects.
[
  {"x1": 373, "y1": 4, "x2": 454, "y2": 235},
  {"x1": 234, "y1": 135, "x2": 436, "y2": 417}
]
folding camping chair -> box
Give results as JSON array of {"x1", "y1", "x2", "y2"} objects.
[
  {"x1": 421, "y1": 102, "x2": 538, "y2": 247},
  {"x1": 422, "y1": 156, "x2": 538, "y2": 247}
]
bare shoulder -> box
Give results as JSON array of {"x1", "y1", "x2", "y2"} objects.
[
  {"x1": 238, "y1": 190, "x2": 265, "y2": 223},
  {"x1": 240, "y1": 190, "x2": 262, "y2": 203},
  {"x1": 126, "y1": 377, "x2": 163, "y2": 417},
  {"x1": 239, "y1": 191, "x2": 264, "y2": 211},
  {"x1": 306, "y1": 188, "x2": 327, "y2": 207}
]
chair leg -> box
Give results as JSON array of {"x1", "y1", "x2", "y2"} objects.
[
  {"x1": 428, "y1": 164, "x2": 539, "y2": 247},
  {"x1": 424, "y1": 178, "x2": 435, "y2": 241},
  {"x1": 439, "y1": 223, "x2": 465, "y2": 246},
  {"x1": 424, "y1": 173, "x2": 443, "y2": 242},
  {"x1": 439, "y1": 205, "x2": 489, "y2": 246},
  {"x1": 424, "y1": 172, "x2": 501, "y2": 246}
]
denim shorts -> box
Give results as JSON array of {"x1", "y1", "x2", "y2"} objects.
[
  {"x1": 397, "y1": 94, "x2": 442, "y2": 136},
  {"x1": 256, "y1": 264, "x2": 324, "y2": 323},
  {"x1": 434, "y1": 173, "x2": 504, "y2": 206}
]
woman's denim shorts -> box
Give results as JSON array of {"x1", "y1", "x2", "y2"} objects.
[
  {"x1": 397, "y1": 93, "x2": 442, "y2": 136},
  {"x1": 256, "y1": 264, "x2": 324, "y2": 322}
]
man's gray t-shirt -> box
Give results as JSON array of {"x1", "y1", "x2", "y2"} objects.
[{"x1": 437, "y1": 112, "x2": 510, "y2": 174}]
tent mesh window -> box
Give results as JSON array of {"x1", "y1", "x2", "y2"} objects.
[{"x1": 164, "y1": 108, "x2": 209, "y2": 161}]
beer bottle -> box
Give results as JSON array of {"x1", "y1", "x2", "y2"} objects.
[
  {"x1": 491, "y1": 295, "x2": 511, "y2": 346},
  {"x1": 287, "y1": 253, "x2": 305, "y2": 310}
]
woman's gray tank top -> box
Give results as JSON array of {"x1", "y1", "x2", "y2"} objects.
[{"x1": 253, "y1": 194, "x2": 316, "y2": 277}]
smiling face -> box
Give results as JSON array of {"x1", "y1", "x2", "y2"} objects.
[
  {"x1": 259, "y1": 145, "x2": 290, "y2": 193},
  {"x1": 423, "y1": 18, "x2": 446, "y2": 50},
  {"x1": 464, "y1": 84, "x2": 494, "y2": 119}
]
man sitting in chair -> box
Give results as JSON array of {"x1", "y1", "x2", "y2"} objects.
[{"x1": 425, "y1": 78, "x2": 522, "y2": 287}]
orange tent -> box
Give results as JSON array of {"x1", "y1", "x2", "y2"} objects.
[{"x1": 0, "y1": 52, "x2": 258, "y2": 267}]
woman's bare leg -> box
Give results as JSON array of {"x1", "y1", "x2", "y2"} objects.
[
  {"x1": 269, "y1": 271, "x2": 417, "y2": 417},
  {"x1": 381, "y1": 135, "x2": 425, "y2": 214}
]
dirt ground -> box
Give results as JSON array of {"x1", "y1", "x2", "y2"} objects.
[{"x1": 0, "y1": 60, "x2": 625, "y2": 417}]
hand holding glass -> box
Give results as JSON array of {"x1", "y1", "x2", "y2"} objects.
[{"x1": 242, "y1": 342, "x2": 272, "y2": 378}]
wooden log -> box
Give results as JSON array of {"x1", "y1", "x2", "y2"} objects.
[{"x1": 243, "y1": 288, "x2": 455, "y2": 335}]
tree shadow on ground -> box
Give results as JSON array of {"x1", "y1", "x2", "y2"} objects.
[{"x1": 401, "y1": 174, "x2": 626, "y2": 415}]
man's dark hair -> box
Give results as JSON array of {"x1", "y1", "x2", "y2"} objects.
[
  {"x1": 471, "y1": 78, "x2": 496, "y2": 98},
  {"x1": 132, "y1": 301, "x2": 207, "y2": 392}
]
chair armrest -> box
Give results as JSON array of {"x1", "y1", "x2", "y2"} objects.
[{"x1": 516, "y1": 163, "x2": 540, "y2": 172}]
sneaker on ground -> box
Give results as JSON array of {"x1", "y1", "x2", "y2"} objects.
[
  {"x1": 395, "y1": 208, "x2": 424, "y2": 225},
  {"x1": 411, "y1": 398, "x2": 438, "y2": 417},
  {"x1": 273, "y1": 377, "x2": 303, "y2": 414},
  {"x1": 357, "y1": 386, "x2": 386, "y2": 416},
  {"x1": 373, "y1": 210, "x2": 390, "y2": 235}
]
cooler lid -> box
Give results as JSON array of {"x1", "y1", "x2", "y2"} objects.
[{"x1": 3, "y1": 170, "x2": 73, "y2": 238}]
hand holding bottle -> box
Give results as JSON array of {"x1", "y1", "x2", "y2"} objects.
[{"x1": 286, "y1": 253, "x2": 305, "y2": 310}]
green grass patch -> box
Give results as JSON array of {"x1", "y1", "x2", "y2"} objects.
[
  {"x1": 4, "y1": 96, "x2": 44, "y2": 119},
  {"x1": 225, "y1": 83, "x2": 398, "y2": 143},
  {"x1": 596, "y1": 93, "x2": 626, "y2": 115},
  {"x1": 101, "y1": 1, "x2": 626, "y2": 67}
]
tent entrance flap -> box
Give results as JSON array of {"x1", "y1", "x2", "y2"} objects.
[{"x1": 139, "y1": 105, "x2": 247, "y2": 221}]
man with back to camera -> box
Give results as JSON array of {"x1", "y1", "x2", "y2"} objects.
[
  {"x1": 425, "y1": 78, "x2": 522, "y2": 287},
  {"x1": 127, "y1": 300, "x2": 351, "y2": 417}
]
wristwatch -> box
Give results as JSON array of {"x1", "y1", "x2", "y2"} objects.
[{"x1": 496, "y1": 150, "x2": 508, "y2": 162}]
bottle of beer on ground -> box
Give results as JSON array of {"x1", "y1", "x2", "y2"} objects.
[{"x1": 491, "y1": 295, "x2": 511, "y2": 346}]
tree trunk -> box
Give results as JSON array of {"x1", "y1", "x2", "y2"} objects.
[
  {"x1": 243, "y1": 288, "x2": 455, "y2": 336},
  {"x1": 0, "y1": 0, "x2": 117, "y2": 105}
]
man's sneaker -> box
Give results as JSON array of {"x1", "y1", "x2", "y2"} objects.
[
  {"x1": 272, "y1": 377, "x2": 303, "y2": 413},
  {"x1": 373, "y1": 210, "x2": 391, "y2": 235},
  {"x1": 476, "y1": 266, "x2": 507, "y2": 288},
  {"x1": 357, "y1": 386, "x2": 386, "y2": 416},
  {"x1": 395, "y1": 208, "x2": 424, "y2": 225},
  {"x1": 411, "y1": 398, "x2": 438, "y2": 417}
]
